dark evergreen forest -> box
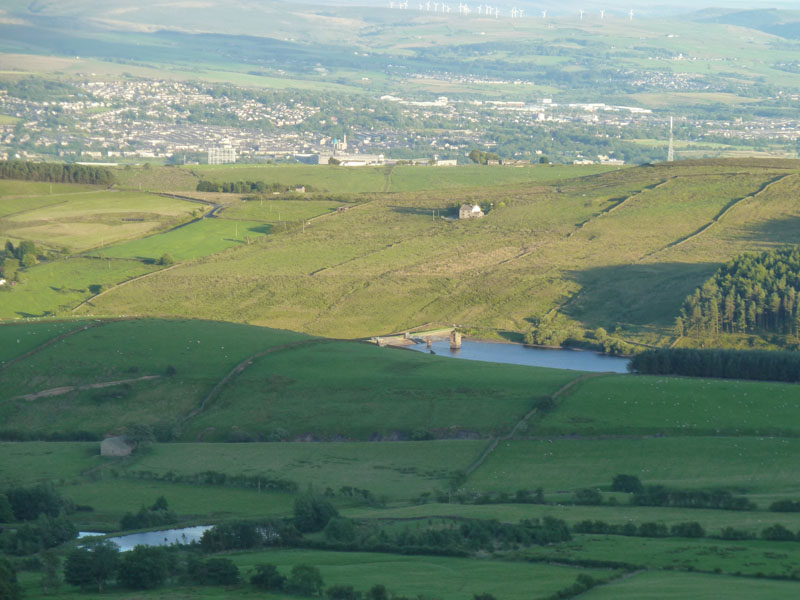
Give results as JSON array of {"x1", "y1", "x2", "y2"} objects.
[{"x1": 677, "y1": 247, "x2": 800, "y2": 340}]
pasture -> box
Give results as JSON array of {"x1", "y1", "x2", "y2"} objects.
[
  {"x1": 467, "y1": 436, "x2": 800, "y2": 501},
  {"x1": 529, "y1": 535, "x2": 800, "y2": 579},
  {"x1": 582, "y1": 571, "x2": 800, "y2": 600},
  {"x1": 95, "y1": 218, "x2": 270, "y2": 262},
  {"x1": 190, "y1": 164, "x2": 389, "y2": 194},
  {"x1": 0, "y1": 180, "x2": 97, "y2": 197},
  {"x1": 387, "y1": 164, "x2": 619, "y2": 192},
  {"x1": 0, "y1": 319, "x2": 313, "y2": 435},
  {"x1": 533, "y1": 374, "x2": 800, "y2": 437},
  {"x1": 0, "y1": 190, "x2": 199, "y2": 251},
  {"x1": 0, "y1": 320, "x2": 86, "y2": 366},
  {"x1": 0, "y1": 258, "x2": 157, "y2": 319},
  {"x1": 181, "y1": 340, "x2": 580, "y2": 441},
  {"x1": 227, "y1": 549, "x2": 614, "y2": 600},
  {"x1": 125, "y1": 441, "x2": 484, "y2": 501},
  {"x1": 77, "y1": 160, "x2": 800, "y2": 342},
  {"x1": 348, "y1": 501, "x2": 800, "y2": 537},
  {"x1": 220, "y1": 198, "x2": 343, "y2": 223}
]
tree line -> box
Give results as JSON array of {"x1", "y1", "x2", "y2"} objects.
[
  {"x1": 677, "y1": 247, "x2": 800, "y2": 341},
  {"x1": 196, "y1": 179, "x2": 313, "y2": 193},
  {"x1": 629, "y1": 347, "x2": 800, "y2": 383},
  {"x1": 0, "y1": 160, "x2": 114, "y2": 186}
]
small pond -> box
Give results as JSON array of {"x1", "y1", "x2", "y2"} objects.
[
  {"x1": 408, "y1": 339, "x2": 630, "y2": 373},
  {"x1": 105, "y1": 525, "x2": 212, "y2": 552}
]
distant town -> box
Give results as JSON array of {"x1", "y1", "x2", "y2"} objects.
[{"x1": 2, "y1": 77, "x2": 799, "y2": 166}]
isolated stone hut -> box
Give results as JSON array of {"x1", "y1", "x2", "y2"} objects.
[
  {"x1": 100, "y1": 435, "x2": 136, "y2": 457},
  {"x1": 459, "y1": 204, "x2": 484, "y2": 219}
]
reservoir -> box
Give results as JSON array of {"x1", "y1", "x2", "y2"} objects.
[
  {"x1": 407, "y1": 339, "x2": 630, "y2": 373},
  {"x1": 106, "y1": 525, "x2": 212, "y2": 551}
]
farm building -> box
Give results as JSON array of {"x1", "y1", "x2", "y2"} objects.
[{"x1": 459, "y1": 204, "x2": 484, "y2": 219}]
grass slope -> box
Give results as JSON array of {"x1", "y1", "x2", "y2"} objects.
[
  {"x1": 76, "y1": 160, "x2": 800, "y2": 341},
  {"x1": 0, "y1": 258, "x2": 158, "y2": 319},
  {"x1": 535, "y1": 374, "x2": 800, "y2": 437},
  {"x1": 583, "y1": 571, "x2": 800, "y2": 600},
  {"x1": 0, "y1": 319, "x2": 312, "y2": 435},
  {"x1": 95, "y1": 218, "x2": 271, "y2": 262},
  {"x1": 182, "y1": 341, "x2": 579, "y2": 441},
  {"x1": 111, "y1": 441, "x2": 484, "y2": 501}
]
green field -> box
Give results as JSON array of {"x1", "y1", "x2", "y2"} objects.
[
  {"x1": 190, "y1": 164, "x2": 389, "y2": 194},
  {"x1": 467, "y1": 436, "x2": 800, "y2": 501},
  {"x1": 1, "y1": 190, "x2": 199, "y2": 251},
  {"x1": 220, "y1": 199, "x2": 343, "y2": 223},
  {"x1": 0, "y1": 258, "x2": 158, "y2": 319},
  {"x1": 348, "y1": 501, "x2": 800, "y2": 536},
  {"x1": 227, "y1": 549, "x2": 613, "y2": 600},
  {"x1": 387, "y1": 164, "x2": 619, "y2": 192},
  {"x1": 0, "y1": 319, "x2": 312, "y2": 435},
  {"x1": 125, "y1": 441, "x2": 484, "y2": 501},
  {"x1": 181, "y1": 340, "x2": 580, "y2": 441},
  {"x1": 95, "y1": 218, "x2": 270, "y2": 262},
  {"x1": 0, "y1": 180, "x2": 97, "y2": 197},
  {"x1": 529, "y1": 535, "x2": 800, "y2": 579},
  {"x1": 534, "y1": 375, "x2": 800, "y2": 437},
  {"x1": 582, "y1": 570, "x2": 800, "y2": 600},
  {"x1": 0, "y1": 320, "x2": 86, "y2": 366}
]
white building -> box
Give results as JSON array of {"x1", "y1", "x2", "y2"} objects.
[{"x1": 208, "y1": 144, "x2": 236, "y2": 165}]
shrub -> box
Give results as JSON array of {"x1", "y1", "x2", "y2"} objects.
[
  {"x1": 251, "y1": 564, "x2": 286, "y2": 591},
  {"x1": 611, "y1": 474, "x2": 643, "y2": 494},
  {"x1": 762, "y1": 524, "x2": 796, "y2": 542},
  {"x1": 288, "y1": 564, "x2": 324, "y2": 596}
]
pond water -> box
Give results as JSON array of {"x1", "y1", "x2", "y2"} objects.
[
  {"x1": 105, "y1": 525, "x2": 212, "y2": 552},
  {"x1": 407, "y1": 339, "x2": 630, "y2": 373}
]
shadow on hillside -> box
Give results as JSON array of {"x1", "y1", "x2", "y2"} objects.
[
  {"x1": 731, "y1": 216, "x2": 800, "y2": 246},
  {"x1": 561, "y1": 262, "x2": 721, "y2": 328}
]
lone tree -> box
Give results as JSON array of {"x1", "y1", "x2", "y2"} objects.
[{"x1": 287, "y1": 564, "x2": 324, "y2": 596}]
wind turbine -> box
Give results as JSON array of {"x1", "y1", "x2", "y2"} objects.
[
  {"x1": 629, "y1": 8, "x2": 634, "y2": 20},
  {"x1": 511, "y1": 7, "x2": 517, "y2": 18},
  {"x1": 542, "y1": 9, "x2": 547, "y2": 18},
  {"x1": 600, "y1": 9, "x2": 605, "y2": 19},
  {"x1": 579, "y1": 8, "x2": 584, "y2": 20}
]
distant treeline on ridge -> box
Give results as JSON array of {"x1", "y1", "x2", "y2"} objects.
[
  {"x1": 0, "y1": 160, "x2": 114, "y2": 185},
  {"x1": 629, "y1": 347, "x2": 800, "y2": 383},
  {"x1": 196, "y1": 180, "x2": 313, "y2": 194},
  {"x1": 677, "y1": 247, "x2": 800, "y2": 340}
]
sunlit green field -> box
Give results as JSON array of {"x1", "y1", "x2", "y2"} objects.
[
  {"x1": 0, "y1": 258, "x2": 157, "y2": 319},
  {"x1": 1, "y1": 190, "x2": 198, "y2": 251},
  {"x1": 95, "y1": 218, "x2": 270, "y2": 262}
]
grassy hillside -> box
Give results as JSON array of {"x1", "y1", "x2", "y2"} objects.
[
  {"x1": 0, "y1": 319, "x2": 577, "y2": 441},
  {"x1": 69, "y1": 160, "x2": 800, "y2": 344},
  {"x1": 2, "y1": 317, "x2": 800, "y2": 596}
]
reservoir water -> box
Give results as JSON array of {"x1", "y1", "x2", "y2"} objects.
[
  {"x1": 408, "y1": 339, "x2": 630, "y2": 373},
  {"x1": 105, "y1": 525, "x2": 212, "y2": 551}
]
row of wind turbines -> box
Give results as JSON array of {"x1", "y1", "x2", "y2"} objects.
[{"x1": 389, "y1": 3, "x2": 637, "y2": 20}]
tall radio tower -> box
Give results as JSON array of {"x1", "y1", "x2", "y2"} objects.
[{"x1": 667, "y1": 116, "x2": 675, "y2": 162}]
